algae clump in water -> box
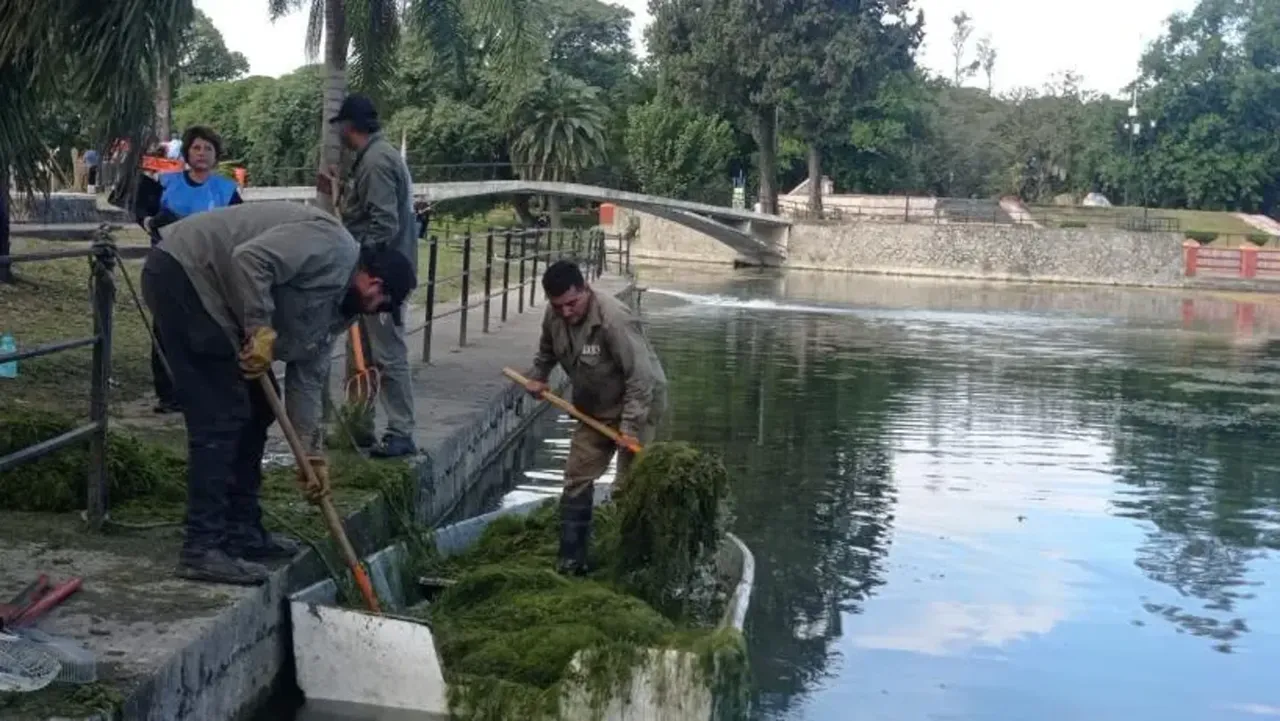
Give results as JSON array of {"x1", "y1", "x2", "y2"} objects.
[{"x1": 421, "y1": 441, "x2": 748, "y2": 721}]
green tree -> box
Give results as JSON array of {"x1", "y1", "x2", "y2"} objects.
[
  {"x1": 647, "y1": 0, "x2": 797, "y2": 214},
  {"x1": 266, "y1": 0, "x2": 534, "y2": 212},
  {"x1": 778, "y1": 0, "x2": 922, "y2": 213},
  {"x1": 173, "y1": 68, "x2": 324, "y2": 185},
  {"x1": 544, "y1": 0, "x2": 635, "y2": 94},
  {"x1": 624, "y1": 97, "x2": 735, "y2": 201},
  {"x1": 950, "y1": 11, "x2": 978, "y2": 86},
  {"x1": 507, "y1": 71, "x2": 609, "y2": 226},
  {"x1": 178, "y1": 9, "x2": 251, "y2": 88},
  {"x1": 0, "y1": 0, "x2": 193, "y2": 282},
  {"x1": 1137, "y1": 0, "x2": 1280, "y2": 213}
]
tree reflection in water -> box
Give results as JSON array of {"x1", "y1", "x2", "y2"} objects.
[{"x1": 654, "y1": 309, "x2": 917, "y2": 717}]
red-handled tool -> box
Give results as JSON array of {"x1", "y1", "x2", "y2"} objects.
[{"x1": 11, "y1": 578, "x2": 82, "y2": 627}]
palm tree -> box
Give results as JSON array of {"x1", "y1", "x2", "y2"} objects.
[
  {"x1": 508, "y1": 71, "x2": 609, "y2": 227},
  {"x1": 267, "y1": 0, "x2": 536, "y2": 213},
  {"x1": 0, "y1": 0, "x2": 193, "y2": 282}
]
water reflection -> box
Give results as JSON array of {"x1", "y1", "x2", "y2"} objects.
[{"x1": 503, "y1": 269, "x2": 1280, "y2": 719}]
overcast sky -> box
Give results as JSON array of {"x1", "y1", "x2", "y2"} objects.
[{"x1": 195, "y1": 0, "x2": 1198, "y2": 98}]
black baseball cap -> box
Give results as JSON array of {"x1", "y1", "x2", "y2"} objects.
[
  {"x1": 360, "y1": 245, "x2": 417, "y2": 324},
  {"x1": 329, "y1": 94, "x2": 380, "y2": 132}
]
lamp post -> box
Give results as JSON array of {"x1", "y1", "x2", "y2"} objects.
[{"x1": 1123, "y1": 91, "x2": 1158, "y2": 213}]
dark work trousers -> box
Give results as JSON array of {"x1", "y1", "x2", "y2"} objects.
[
  {"x1": 151, "y1": 324, "x2": 179, "y2": 407},
  {"x1": 146, "y1": 228, "x2": 180, "y2": 408},
  {"x1": 140, "y1": 249, "x2": 277, "y2": 559}
]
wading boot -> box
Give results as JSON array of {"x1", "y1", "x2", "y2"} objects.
[{"x1": 556, "y1": 491, "x2": 593, "y2": 577}]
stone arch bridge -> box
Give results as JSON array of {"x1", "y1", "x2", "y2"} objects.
[{"x1": 242, "y1": 180, "x2": 790, "y2": 266}]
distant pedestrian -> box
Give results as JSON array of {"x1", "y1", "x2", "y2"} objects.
[
  {"x1": 332, "y1": 93, "x2": 419, "y2": 458},
  {"x1": 84, "y1": 149, "x2": 100, "y2": 193},
  {"x1": 165, "y1": 133, "x2": 183, "y2": 160}
]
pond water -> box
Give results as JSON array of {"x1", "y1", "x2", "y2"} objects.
[{"x1": 501, "y1": 267, "x2": 1280, "y2": 721}]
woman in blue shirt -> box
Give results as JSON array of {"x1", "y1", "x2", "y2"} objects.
[{"x1": 134, "y1": 125, "x2": 243, "y2": 413}]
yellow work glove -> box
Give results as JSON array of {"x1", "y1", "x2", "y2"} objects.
[
  {"x1": 296, "y1": 455, "x2": 331, "y2": 506},
  {"x1": 239, "y1": 326, "x2": 277, "y2": 379}
]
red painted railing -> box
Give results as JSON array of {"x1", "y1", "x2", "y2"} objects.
[{"x1": 1183, "y1": 241, "x2": 1280, "y2": 279}]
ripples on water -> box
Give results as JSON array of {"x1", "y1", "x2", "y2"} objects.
[{"x1": 505, "y1": 271, "x2": 1280, "y2": 721}]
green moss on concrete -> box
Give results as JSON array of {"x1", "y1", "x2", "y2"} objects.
[{"x1": 0, "y1": 681, "x2": 124, "y2": 720}]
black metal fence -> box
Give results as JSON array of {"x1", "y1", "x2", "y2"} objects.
[
  {"x1": 0, "y1": 228, "x2": 119, "y2": 531},
  {"x1": 410, "y1": 221, "x2": 630, "y2": 363}
]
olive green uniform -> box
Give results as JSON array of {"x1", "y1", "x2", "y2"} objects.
[{"x1": 527, "y1": 289, "x2": 668, "y2": 498}]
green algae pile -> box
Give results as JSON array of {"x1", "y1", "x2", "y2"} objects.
[
  {"x1": 0, "y1": 412, "x2": 186, "y2": 512},
  {"x1": 616, "y1": 440, "x2": 732, "y2": 617},
  {"x1": 418, "y1": 441, "x2": 749, "y2": 721}
]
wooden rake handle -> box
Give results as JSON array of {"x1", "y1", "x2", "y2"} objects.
[
  {"x1": 349, "y1": 322, "x2": 369, "y2": 375},
  {"x1": 256, "y1": 376, "x2": 381, "y2": 613},
  {"x1": 501, "y1": 367, "x2": 642, "y2": 454}
]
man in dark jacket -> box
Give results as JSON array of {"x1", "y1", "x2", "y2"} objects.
[
  {"x1": 332, "y1": 93, "x2": 419, "y2": 458},
  {"x1": 142, "y1": 201, "x2": 416, "y2": 585}
]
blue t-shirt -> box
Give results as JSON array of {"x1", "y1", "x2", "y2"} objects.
[
  {"x1": 158, "y1": 171, "x2": 240, "y2": 219},
  {"x1": 84, "y1": 150, "x2": 100, "y2": 167}
]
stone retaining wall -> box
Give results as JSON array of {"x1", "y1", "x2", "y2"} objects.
[
  {"x1": 787, "y1": 221, "x2": 1187, "y2": 287},
  {"x1": 615, "y1": 208, "x2": 1189, "y2": 287}
]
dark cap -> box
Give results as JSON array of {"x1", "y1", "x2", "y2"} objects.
[
  {"x1": 360, "y1": 245, "x2": 417, "y2": 323},
  {"x1": 329, "y1": 93, "x2": 380, "y2": 132}
]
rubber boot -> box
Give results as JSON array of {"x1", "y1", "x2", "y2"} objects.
[{"x1": 556, "y1": 490, "x2": 593, "y2": 577}]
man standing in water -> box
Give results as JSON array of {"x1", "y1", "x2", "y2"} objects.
[
  {"x1": 141, "y1": 201, "x2": 416, "y2": 585},
  {"x1": 523, "y1": 260, "x2": 667, "y2": 575},
  {"x1": 331, "y1": 93, "x2": 419, "y2": 458}
]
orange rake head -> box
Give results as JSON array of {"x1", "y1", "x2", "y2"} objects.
[{"x1": 345, "y1": 323, "x2": 382, "y2": 410}]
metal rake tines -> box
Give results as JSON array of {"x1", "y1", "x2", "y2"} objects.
[{"x1": 344, "y1": 365, "x2": 382, "y2": 409}]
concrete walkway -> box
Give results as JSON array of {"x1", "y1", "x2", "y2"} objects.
[{"x1": 0, "y1": 273, "x2": 632, "y2": 721}]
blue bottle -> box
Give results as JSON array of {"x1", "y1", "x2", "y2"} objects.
[{"x1": 0, "y1": 333, "x2": 16, "y2": 379}]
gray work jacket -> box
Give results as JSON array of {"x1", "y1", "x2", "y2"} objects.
[
  {"x1": 157, "y1": 202, "x2": 360, "y2": 450},
  {"x1": 340, "y1": 133, "x2": 418, "y2": 273}
]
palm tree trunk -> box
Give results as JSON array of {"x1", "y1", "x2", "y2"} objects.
[
  {"x1": 807, "y1": 144, "x2": 823, "y2": 217},
  {"x1": 155, "y1": 70, "x2": 172, "y2": 142},
  {"x1": 317, "y1": 0, "x2": 348, "y2": 214},
  {"x1": 547, "y1": 195, "x2": 562, "y2": 229},
  {"x1": 0, "y1": 172, "x2": 11, "y2": 284}
]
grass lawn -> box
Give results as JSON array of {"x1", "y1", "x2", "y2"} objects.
[
  {"x1": 1027, "y1": 204, "x2": 1261, "y2": 236},
  {"x1": 0, "y1": 236, "x2": 154, "y2": 414}
]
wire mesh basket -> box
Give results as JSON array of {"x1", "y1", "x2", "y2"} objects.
[{"x1": 0, "y1": 632, "x2": 62, "y2": 692}]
